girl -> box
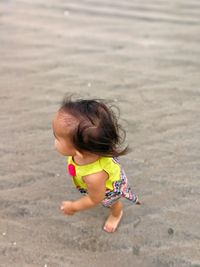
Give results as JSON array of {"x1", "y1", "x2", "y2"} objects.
[{"x1": 52, "y1": 98, "x2": 140, "y2": 233}]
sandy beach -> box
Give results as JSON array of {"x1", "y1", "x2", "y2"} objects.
[{"x1": 0, "y1": 0, "x2": 200, "y2": 266}]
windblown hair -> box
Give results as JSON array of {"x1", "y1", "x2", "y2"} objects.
[{"x1": 59, "y1": 97, "x2": 128, "y2": 157}]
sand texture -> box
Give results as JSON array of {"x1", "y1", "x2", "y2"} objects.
[{"x1": 0, "y1": 0, "x2": 200, "y2": 266}]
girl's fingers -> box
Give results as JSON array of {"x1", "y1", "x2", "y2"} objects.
[{"x1": 60, "y1": 203, "x2": 65, "y2": 211}]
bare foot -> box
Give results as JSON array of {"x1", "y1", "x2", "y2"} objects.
[
  {"x1": 103, "y1": 211, "x2": 123, "y2": 233},
  {"x1": 136, "y1": 198, "x2": 141, "y2": 205}
]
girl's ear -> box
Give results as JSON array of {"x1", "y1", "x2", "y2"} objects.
[{"x1": 75, "y1": 150, "x2": 83, "y2": 158}]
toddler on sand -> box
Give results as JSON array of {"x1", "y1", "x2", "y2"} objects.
[{"x1": 52, "y1": 97, "x2": 140, "y2": 233}]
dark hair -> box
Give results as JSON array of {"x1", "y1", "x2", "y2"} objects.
[{"x1": 59, "y1": 97, "x2": 128, "y2": 157}]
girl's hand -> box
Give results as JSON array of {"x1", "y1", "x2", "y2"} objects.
[{"x1": 60, "y1": 201, "x2": 75, "y2": 215}]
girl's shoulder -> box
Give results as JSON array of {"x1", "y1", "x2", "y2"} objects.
[
  {"x1": 67, "y1": 156, "x2": 120, "y2": 177},
  {"x1": 68, "y1": 156, "x2": 120, "y2": 166},
  {"x1": 99, "y1": 156, "x2": 120, "y2": 169},
  {"x1": 67, "y1": 156, "x2": 103, "y2": 176}
]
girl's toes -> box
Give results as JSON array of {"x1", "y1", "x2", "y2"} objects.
[{"x1": 103, "y1": 224, "x2": 113, "y2": 233}]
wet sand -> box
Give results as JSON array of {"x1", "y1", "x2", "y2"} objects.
[{"x1": 0, "y1": 0, "x2": 200, "y2": 266}]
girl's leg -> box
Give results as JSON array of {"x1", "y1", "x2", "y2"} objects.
[{"x1": 103, "y1": 201, "x2": 123, "y2": 233}]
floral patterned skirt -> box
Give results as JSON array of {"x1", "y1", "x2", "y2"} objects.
[{"x1": 76, "y1": 168, "x2": 138, "y2": 208}]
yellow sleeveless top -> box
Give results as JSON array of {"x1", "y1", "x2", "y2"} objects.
[{"x1": 67, "y1": 156, "x2": 121, "y2": 190}]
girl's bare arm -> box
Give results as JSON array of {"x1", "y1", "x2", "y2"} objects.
[{"x1": 60, "y1": 171, "x2": 108, "y2": 214}]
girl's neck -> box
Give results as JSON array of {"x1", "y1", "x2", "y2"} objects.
[{"x1": 73, "y1": 153, "x2": 100, "y2": 166}]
